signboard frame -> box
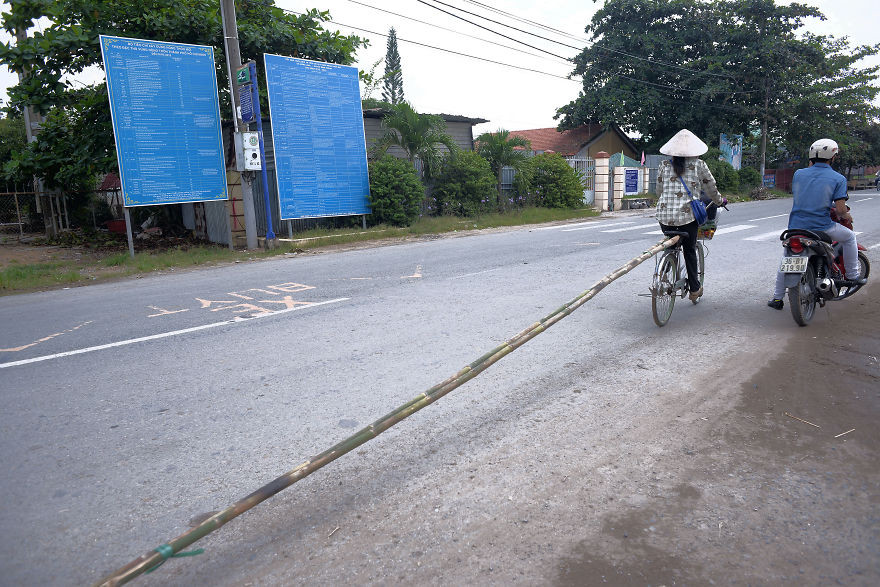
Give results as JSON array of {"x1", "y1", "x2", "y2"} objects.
[
  {"x1": 624, "y1": 168, "x2": 640, "y2": 195},
  {"x1": 100, "y1": 35, "x2": 228, "y2": 207},
  {"x1": 263, "y1": 54, "x2": 371, "y2": 220}
]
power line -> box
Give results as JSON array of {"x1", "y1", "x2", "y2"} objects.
[
  {"x1": 277, "y1": 6, "x2": 579, "y2": 82},
  {"x1": 429, "y1": 0, "x2": 738, "y2": 80},
  {"x1": 418, "y1": 0, "x2": 580, "y2": 50},
  {"x1": 344, "y1": 0, "x2": 569, "y2": 66},
  {"x1": 412, "y1": 0, "x2": 573, "y2": 61}
]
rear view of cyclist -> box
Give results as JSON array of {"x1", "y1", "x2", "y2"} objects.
[
  {"x1": 768, "y1": 138, "x2": 866, "y2": 309},
  {"x1": 655, "y1": 129, "x2": 726, "y2": 301}
]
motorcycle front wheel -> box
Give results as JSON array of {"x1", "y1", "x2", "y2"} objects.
[{"x1": 788, "y1": 262, "x2": 817, "y2": 326}]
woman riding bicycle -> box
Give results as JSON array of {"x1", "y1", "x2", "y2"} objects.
[{"x1": 655, "y1": 129, "x2": 726, "y2": 301}]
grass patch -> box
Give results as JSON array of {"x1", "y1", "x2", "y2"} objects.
[{"x1": 0, "y1": 261, "x2": 82, "y2": 292}]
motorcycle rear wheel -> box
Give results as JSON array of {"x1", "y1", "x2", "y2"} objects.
[{"x1": 789, "y1": 262, "x2": 816, "y2": 326}]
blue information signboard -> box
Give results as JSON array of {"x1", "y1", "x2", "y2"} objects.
[
  {"x1": 624, "y1": 169, "x2": 639, "y2": 195},
  {"x1": 100, "y1": 36, "x2": 227, "y2": 206},
  {"x1": 263, "y1": 54, "x2": 370, "y2": 219}
]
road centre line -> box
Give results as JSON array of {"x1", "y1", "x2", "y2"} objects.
[
  {"x1": 532, "y1": 220, "x2": 599, "y2": 231},
  {"x1": 748, "y1": 214, "x2": 787, "y2": 222},
  {"x1": 744, "y1": 229, "x2": 786, "y2": 241},
  {"x1": 452, "y1": 267, "x2": 503, "y2": 279},
  {"x1": 0, "y1": 298, "x2": 349, "y2": 370},
  {"x1": 600, "y1": 223, "x2": 661, "y2": 233},
  {"x1": 561, "y1": 221, "x2": 635, "y2": 232}
]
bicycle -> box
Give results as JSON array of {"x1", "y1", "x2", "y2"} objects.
[{"x1": 650, "y1": 224, "x2": 712, "y2": 327}]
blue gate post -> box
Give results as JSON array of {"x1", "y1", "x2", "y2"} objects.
[{"x1": 247, "y1": 62, "x2": 275, "y2": 242}]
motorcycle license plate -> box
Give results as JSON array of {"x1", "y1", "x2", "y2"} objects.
[{"x1": 780, "y1": 256, "x2": 808, "y2": 273}]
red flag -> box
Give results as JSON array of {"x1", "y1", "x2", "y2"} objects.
[{"x1": 640, "y1": 151, "x2": 645, "y2": 166}]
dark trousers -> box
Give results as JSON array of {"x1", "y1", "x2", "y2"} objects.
[{"x1": 660, "y1": 220, "x2": 700, "y2": 292}]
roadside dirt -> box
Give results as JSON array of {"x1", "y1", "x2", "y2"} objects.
[{"x1": 557, "y1": 285, "x2": 879, "y2": 585}]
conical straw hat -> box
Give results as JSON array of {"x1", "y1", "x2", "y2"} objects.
[{"x1": 659, "y1": 129, "x2": 708, "y2": 157}]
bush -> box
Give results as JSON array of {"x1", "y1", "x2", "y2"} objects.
[
  {"x1": 702, "y1": 156, "x2": 739, "y2": 193},
  {"x1": 530, "y1": 153, "x2": 585, "y2": 208},
  {"x1": 738, "y1": 166, "x2": 762, "y2": 189},
  {"x1": 367, "y1": 155, "x2": 424, "y2": 226},
  {"x1": 431, "y1": 151, "x2": 496, "y2": 216}
]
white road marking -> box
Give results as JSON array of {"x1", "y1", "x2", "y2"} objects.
[
  {"x1": 869, "y1": 243, "x2": 880, "y2": 249},
  {"x1": 714, "y1": 224, "x2": 757, "y2": 235},
  {"x1": 452, "y1": 267, "x2": 504, "y2": 279},
  {"x1": 600, "y1": 223, "x2": 660, "y2": 233},
  {"x1": 748, "y1": 214, "x2": 787, "y2": 222},
  {"x1": 561, "y1": 221, "x2": 635, "y2": 232},
  {"x1": 0, "y1": 298, "x2": 349, "y2": 370},
  {"x1": 744, "y1": 229, "x2": 785, "y2": 241},
  {"x1": 532, "y1": 221, "x2": 600, "y2": 231},
  {"x1": 853, "y1": 198, "x2": 873, "y2": 203},
  {"x1": 643, "y1": 230, "x2": 664, "y2": 235}
]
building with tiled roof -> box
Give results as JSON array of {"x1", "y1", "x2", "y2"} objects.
[{"x1": 506, "y1": 123, "x2": 639, "y2": 161}]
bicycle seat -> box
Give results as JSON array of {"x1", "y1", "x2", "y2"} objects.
[
  {"x1": 661, "y1": 229, "x2": 690, "y2": 239},
  {"x1": 781, "y1": 228, "x2": 833, "y2": 243}
]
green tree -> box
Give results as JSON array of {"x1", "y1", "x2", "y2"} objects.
[
  {"x1": 372, "y1": 101, "x2": 457, "y2": 181},
  {"x1": 557, "y1": 0, "x2": 879, "y2": 175},
  {"x1": 475, "y1": 129, "x2": 531, "y2": 209},
  {"x1": 381, "y1": 27, "x2": 404, "y2": 105},
  {"x1": 367, "y1": 155, "x2": 424, "y2": 226},
  {"x1": 432, "y1": 151, "x2": 496, "y2": 217},
  {"x1": 0, "y1": 0, "x2": 366, "y2": 191},
  {"x1": 0, "y1": 114, "x2": 25, "y2": 170}
]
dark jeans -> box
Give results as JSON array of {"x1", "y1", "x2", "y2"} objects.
[{"x1": 660, "y1": 220, "x2": 700, "y2": 292}]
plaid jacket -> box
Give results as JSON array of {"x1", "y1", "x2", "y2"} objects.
[{"x1": 655, "y1": 158, "x2": 721, "y2": 226}]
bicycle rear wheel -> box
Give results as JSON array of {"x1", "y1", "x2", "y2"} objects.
[{"x1": 652, "y1": 252, "x2": 677, "y2": 327}]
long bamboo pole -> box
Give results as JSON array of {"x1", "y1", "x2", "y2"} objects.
[{"x1": 95, "y1": 235, "x2": 680, "y2": 586}]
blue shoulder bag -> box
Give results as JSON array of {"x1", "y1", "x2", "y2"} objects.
[{"x1": 678, "y1": 176, "x2": 708, "y2": 226}]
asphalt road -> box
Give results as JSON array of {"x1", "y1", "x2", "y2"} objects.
[{"x1": 1, "y1": 191, "x2": 878, "y2": 585}]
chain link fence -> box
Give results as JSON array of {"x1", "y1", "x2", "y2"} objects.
[{"x1": 0, "y1": 183, "x2": 45, "y2": 239}]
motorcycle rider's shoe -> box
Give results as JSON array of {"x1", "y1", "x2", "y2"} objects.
[
  {"x1": 853, "y1": 276, "x2": 868, "y2": 286},
  {"x1": 767, "y1": 298, "x2": 784, "y2": 310},
  {"x1": 689, "y1": 286, "x2": 703, "y2": 301}
]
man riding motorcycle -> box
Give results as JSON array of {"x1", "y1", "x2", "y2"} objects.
[{"x1": 768, "y1": 138, "x2": 866, "y2": 309}]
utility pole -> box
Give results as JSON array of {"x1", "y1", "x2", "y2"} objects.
[
  {"x1": 220, "y1": 0, "x2": 258, "y2": 250},
  {"x1": 759, "y1": 78, "x2": 770, "y2": 180},
  {"x1": 15, "y1": 28, "x2": 55, "y2": 238}
]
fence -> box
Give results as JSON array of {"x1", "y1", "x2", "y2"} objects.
[{"x1": 0, "y1": 184, "x2": 45, "y2": 239}]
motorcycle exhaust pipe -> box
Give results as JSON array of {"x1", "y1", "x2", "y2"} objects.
[{"x1": 817, "y1": 277, "x2": 838, "y2": 297}]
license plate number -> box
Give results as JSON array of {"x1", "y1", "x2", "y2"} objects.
[{"x1": 780, "y1": 256, "x2": 808, "y2": 273}]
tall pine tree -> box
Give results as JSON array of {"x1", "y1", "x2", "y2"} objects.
[{"x1": 382, "y1": 28, "x2": 405, "y2": 105}]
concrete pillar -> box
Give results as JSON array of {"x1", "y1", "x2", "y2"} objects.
[
  {"x1": 613, "y1": 167, "x2": 625, "y2": 211},
  {"x1": 642, "y1": 166, "x2": 650, "y2": 194},
  {"x1": 594, "y1": 151, "x2": 610, "y2": 211}
]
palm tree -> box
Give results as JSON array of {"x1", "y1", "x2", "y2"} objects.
[
  {"x1": 476, "y1": 129, "x2": 532, "y2": 207},
  {"x1": 373, "y1": 102, "x2": 457, "y2": 180}
]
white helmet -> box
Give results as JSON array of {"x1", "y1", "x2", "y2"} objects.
[{"x1": 809, "y1": 138, "x2": 839, "y2": 160}]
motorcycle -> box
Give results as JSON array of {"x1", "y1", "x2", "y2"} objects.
[{"x1": 778, "y1": 207, "x2": 870, "y2": 326}]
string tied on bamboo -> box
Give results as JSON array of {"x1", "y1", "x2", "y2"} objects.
[{"x1": 144, "y1": 544, "x2": 204, "y2": 574}]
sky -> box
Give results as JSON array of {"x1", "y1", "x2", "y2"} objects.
[{"x1": 1, "y1": 0, "x2": 878, "y2": 137}]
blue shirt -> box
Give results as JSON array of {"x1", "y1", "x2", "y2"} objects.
[{"x1": 788, "y1": 162, "x2": 847, "y2": 231}]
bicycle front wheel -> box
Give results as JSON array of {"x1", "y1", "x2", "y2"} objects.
[{"x1": 652, "y1": 252, "x2": 677, "y2": 327}]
